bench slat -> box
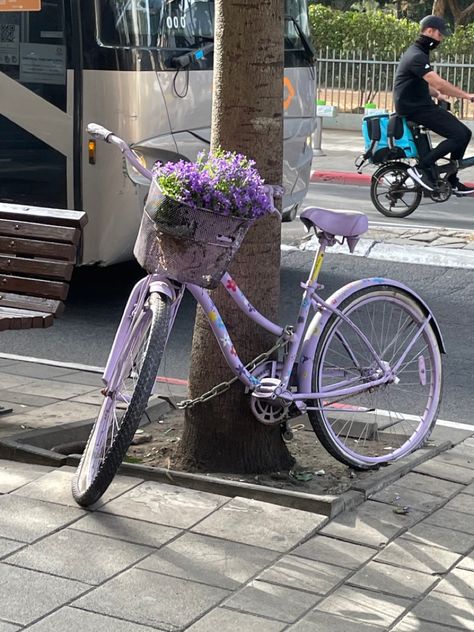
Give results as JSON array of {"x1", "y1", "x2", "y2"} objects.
[
  {"x1": 0, "y1": 292, "x2": 64, "y2": 316},
  {"x1": 0, "y1": 219, "x2": 80, "y2": 245},
  {"x1": 0, "y1": 274, "x2": 69, "y2": 300},
  {"x1": 0, "y1": 307, "x2": 54, "y2": 330},
  {"x1": 0, "y1": 204, "x2": 87, "y2": 229},
  {"x1": 0, "y1": 255, "x2": 73, "y2": 281},
  {"x1": 0, "y1": 236, "x2": 77, "y2": 262}
]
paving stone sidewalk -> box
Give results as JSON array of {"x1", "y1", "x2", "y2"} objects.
[
  {"x1": 1, "y1": 440, "x2": 474, "y2": 631},
  {"x1": 0, "y1": 357, "x2": 473, "y2": 630}
]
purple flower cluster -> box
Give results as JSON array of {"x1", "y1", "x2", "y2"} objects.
[{"x1": 152, "y1": 149, "x2": 273, "y2": 220}]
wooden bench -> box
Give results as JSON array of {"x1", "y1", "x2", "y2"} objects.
[{"x1": 0, "y1": 203, "x2": 87, "y2": 332}]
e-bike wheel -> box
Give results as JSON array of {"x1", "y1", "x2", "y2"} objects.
[
  {"x1": 72, "y1": 292, "x2": 171, "y2": 506},
  {"x1": 371, "y1": 163, "x2": 422, "y2": 218},
  {"x1": 308, "y1": 285, "x2": 443, "y2": 470}
]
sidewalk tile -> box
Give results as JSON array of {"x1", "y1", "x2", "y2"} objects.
[
  {"x1": 320, "y1": 501, "x2": 424, "y2": 548},
  {"x1": 54, "y1": 371, "x2": 105, "y2": 387},
  {"x1": 315, "y1": 586, "x2": 411, "y2": 628},
  {"x1": 5, "y1": 529, "x2": 153, "y2": 585},
  {"x1": 374, "y1": 536, "x2": 461, "y2": 574},
  {"x1": 292, "y1": 535, "x2": 375, "y2": 570},
  {"x1": 12, "y1": 378, "x2": 97, "y2": 400},
  {"x1": 25, "y1": 608, "x2": 158, "y2": 632},
  {"x1": 393, "y1": 472, "x2": 464, "y2": 499},
  {"x1": 0, "y1": 538, "x2": 23, "y2": 559},
  {"x1": 0, "y1": 371, "x2": 36, "y2": 389},
  {"x1": 138, "y1": 532, "x2": 278, "y2": 590},
  {"x1": 186, "y1": 607, "x2": 286, "y2": 631},
  {"x1": 223, "y1": 580, "x2": 319, "y2": 623},
  {"x1": 71, "y1": 511, "x2": 180, "y2": 548},
  {"x1": 414, "y1": 459, "x2": 474, "y2": 484},
  {"x1": 14, "y1": 468, "x2": 142, "y2": 508},
  {"x1": 12, "y1": 400, "x2": 100, "y2": 428},
  {"x1": 0, "y1": 390, "x2": 59, "y2": 407},
  {"x1": 435, "y1": 450, "x2": 474, "y2": 471},
  {"x1": 257, "y1": 555, "x2": 350, "y2": 595},
  {"x1": 192, "y1": 497, "x2": 324, "y2": 552},
  {"x1": 0, "y1": 623, "x2": 19, "y2": 632},
  {"x1": 370, "y1": 484, "x2": 445, "y2": 513},
  {"x1": 392, "y1": 614, "x2": 462, "y2": 631},
  {"x1": 74, "y1": 567, "x2": 230, "y2": 630},
  {"x1": 0, "y1": 495, "x2": 84, "y2": 543},
  {"x1": 403, "y1": 522, "x2": 474, "y2": 555},
  {"x1": 0, "y1": 460, "x2": 52, "y2": 494},
  {"x1": 424, "y1": 507, "x2": 474, "y2": 535},
  {"x1": 288, "y1": 610, "x2": 385, "y2": 631},
  {"x1": 347, "y1": 560, "x2": 437, "y2": 598},
  {"x1": 412, "y1": 592, "x2": 474, "y2": 629},
  {"x1": 459, "y1": 554, "x2": 474, "y2": 571},
  {"x1": 464, "y1": 481, "x2": 474, "y2": 496},
  {"x1": 99, "y1": 480, "x2": 229, "y2": 529},
  {"x1": 435, "y1": 568, "x2": 474, "y2": 600},
  {"x1": 443, "y1": 493, "x2": 474, "y2": 515},
  {"x1": 2, "y1": 363, "x2": 76, "y2": 379},
  {"x1": 0, "y1": 563, "x2": 87, "y2": 626}
]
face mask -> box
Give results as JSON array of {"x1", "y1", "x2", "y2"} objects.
[{"x1": 417, "y1": 34, "x2": 440, "y2": 50}]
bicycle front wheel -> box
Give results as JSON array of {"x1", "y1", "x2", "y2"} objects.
[
  {"x1": 72, "y1": 292, "x2": 171, "y2": 506},
  {"x1": 371, "y1": 163, "x2": 422, "y2": 218},
  {"x1": 308, "y1": 285, "x2": 443, "y2": 469}
]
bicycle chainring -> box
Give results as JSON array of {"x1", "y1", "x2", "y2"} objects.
[
  {"x1": 429, "y1": 180, "x2": 452, "y2": 203},
  {"x1": 249, "y1": 361, "x2": 288, "y2": 425}
]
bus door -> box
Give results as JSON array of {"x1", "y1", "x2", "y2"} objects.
[{"x1": 0, "y1": 0, "x2": 75, "y2": 209}]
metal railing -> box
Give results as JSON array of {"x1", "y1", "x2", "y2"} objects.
[{"x1": 317, "y1": 49, "x2": 474, "y2": 119}]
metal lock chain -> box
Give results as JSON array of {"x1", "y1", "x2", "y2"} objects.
[{"x1": 175, "y1": 327, "x2": 293, "y2": 410}]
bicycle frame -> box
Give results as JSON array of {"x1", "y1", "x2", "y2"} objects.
[{"x1": 101, "y1": 233, "x2": 441, "y2": 410}]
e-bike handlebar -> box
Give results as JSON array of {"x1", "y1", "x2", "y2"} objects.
[{"x1": 86, "y1": 123, "x2": 153, "y2": 181}]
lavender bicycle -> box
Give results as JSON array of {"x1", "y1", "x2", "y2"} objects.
[{"x1": 72, "y1": 124, "x2": 445, "y2": 507}]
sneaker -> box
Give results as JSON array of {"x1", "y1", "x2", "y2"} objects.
[
  {"x1": 452, "y1": 181, "x2": 474, "y2": 196},
  {"x1": 407, "y1": 166, "x2": 435, "y2": 191}
]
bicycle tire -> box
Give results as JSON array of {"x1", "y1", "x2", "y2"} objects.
[
  {"x1": 371, "y1": 162, "x2": 422, "y2": 218},
  {"x1": 72, "y1": 292, "x2": 171, "y2": 506},
  {"x1": 308, "y1": 285, "x2": 443, "y2": 470}
]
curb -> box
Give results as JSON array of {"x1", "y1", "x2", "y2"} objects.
[
  {"x1": 311, "y1": 170, "x2": 371, "y2": 186},
  {"x1": 0, "y1": 417, "x2": 459, "y2": 521}
]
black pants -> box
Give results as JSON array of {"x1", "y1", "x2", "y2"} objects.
[{"x1": 405, "y1": 105, "x2": 472, "y2": 178}]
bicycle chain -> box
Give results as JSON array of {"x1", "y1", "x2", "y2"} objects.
[{"x1": 175, "y1": 327, "x2": 293, "y2": 410}]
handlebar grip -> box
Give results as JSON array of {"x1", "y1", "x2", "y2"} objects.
[{"x1": 87, "y1": 123, "x2": 114, "y2": 142}]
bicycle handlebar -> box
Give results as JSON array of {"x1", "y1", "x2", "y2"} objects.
[{"x1": 86, "y1": 123, "x2": 153, "y2": 181}]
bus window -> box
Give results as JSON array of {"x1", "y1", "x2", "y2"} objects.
[{"x1": 96, "y1": 0, "x2": 213, "y2": 49}]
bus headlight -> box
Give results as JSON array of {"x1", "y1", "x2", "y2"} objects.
[{"x1": 125, "y1": 150, "x2": 149, "y2": 185}]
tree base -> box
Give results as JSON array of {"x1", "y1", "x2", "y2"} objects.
[{"x1": 175, "y1": 404, "x2": 295, "y2": 474}]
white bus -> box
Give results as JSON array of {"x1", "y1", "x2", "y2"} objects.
[{"x1": 0, "y1": 0, "x2": 316, "y2": 264}]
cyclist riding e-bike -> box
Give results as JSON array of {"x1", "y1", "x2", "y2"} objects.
[{"x1": 393, "y1": 14, "x2": 474, "y2": 195}]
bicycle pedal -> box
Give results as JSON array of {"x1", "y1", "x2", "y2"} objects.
[{"x1": 252, "y1": 377, "x2": 283, "y2": 399}]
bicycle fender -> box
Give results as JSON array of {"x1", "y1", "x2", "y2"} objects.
[{"x1": 297, "y1": 277, "x2": 446, "y2": 393}]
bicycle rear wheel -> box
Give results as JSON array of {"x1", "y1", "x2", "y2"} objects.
[
  {"x1": 308, "y1": 285, "x2": 443, "y2": 470},
  {"x1": 72, "y1": 292, "x2": 171, "y2": 506},
  {"x1": 371, "y1": 163, "x2": 422, "y2": 218}
]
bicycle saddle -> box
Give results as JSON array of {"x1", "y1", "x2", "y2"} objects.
[{"x1": 300, "y1": 207, "x2": 368, "y2": 238}]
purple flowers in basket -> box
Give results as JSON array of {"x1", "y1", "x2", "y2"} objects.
[{"x1": 152, "y1": 149, "x2": 274, "y2": 220}]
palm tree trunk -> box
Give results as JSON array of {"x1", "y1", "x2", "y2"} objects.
[{"x1": 176, "y1": 0, "x2": 294, "y2": 473}]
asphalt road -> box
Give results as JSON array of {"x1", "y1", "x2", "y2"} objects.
[{"x1": 301, "y1": 180, "x2": 474, "y2": 228}]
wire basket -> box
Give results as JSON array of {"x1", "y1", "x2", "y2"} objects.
[{"x1": 133, "y1": 180, "x2": 253, "y2": 289}]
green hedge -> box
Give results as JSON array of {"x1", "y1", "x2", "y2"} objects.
[{"x1": 309, "y1": 5, "x2": 474, "y2": 57}]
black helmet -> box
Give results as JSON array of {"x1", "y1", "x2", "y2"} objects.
[{"x1": 420, "y1": 15, "x2": 451, "y2": 36}]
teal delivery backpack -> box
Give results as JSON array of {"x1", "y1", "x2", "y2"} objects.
[{"x1": 361, "y1": 113, "x2": 418, "y2": 164}]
